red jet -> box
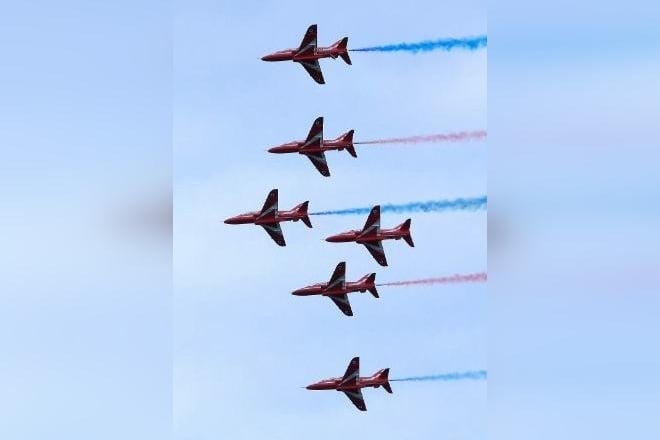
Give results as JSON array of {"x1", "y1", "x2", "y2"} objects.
[
  {"x1": 224, "y1": 189, "x2": 311, "y2": 246},
  {"x1": 268, "y1": 117, "x2": 355, "y2": 177},
  {"x1": 325, "y1": 205, "x2": 414, "y2": 266},
  {"x1": 261, "y1": 24, "x2": 351, "y2": 84},
  {"x1": 292, "y1": 262, "x2": 377, "y2": 316},
  {"x1": 306, "y1": 357, "x2": 392, "y2": 411}
]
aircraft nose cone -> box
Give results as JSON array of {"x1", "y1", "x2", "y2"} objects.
[
  {"x1": 325, "y1": 235, "x2": 341, "y2": 242},
  {"x1": 261, "y1": 53, "x2": 276, "y2": 61},
  {"x1": 224, "y1": 217, "x2": 238, "y2": 224}
]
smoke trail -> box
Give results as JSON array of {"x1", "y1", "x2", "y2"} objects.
[
  {"x1": 391, "y1": 370, "x2": 487, "y2": 382},
  {"x1": 309, "y1": 196, "x2": 487, "y2": 216},
  {"x1": 377, "y1": 272, "x2": 486, "y2": 287},
  {"x1": 351, "y1": 35, "x2": 487, "y2": 53},
  {"x1": 355, "y1": 130, "x2": 486, "y2": 145}
]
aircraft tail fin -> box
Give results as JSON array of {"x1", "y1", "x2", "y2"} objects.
[
  {"x1": 375, "y1": 368, "x2": 392, "y2": 393},
  {"x1": 294, "y1": 201, "x2": 312, "y2": 228},
  {"x1": 397, "y1": 219, "x2": 414, "y2": 247},
  {"x1": 335, "y1": 37, "x2": 351, "y2": 64},
  {"x1": 359, "y1": 273, "x2": 378, "y2": 298},
  {"x1": 338, "y1": 130, "x2": 357, "y2": 157}
]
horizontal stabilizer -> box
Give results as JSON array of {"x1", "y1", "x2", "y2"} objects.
[
  {"x1": 339, "y1": 130, "x2": 357, "y2": 157},
  {"x1": 398, "y1": 219, "x2": 414, "y2": 247},
  {"x1": 367, "y1": 273, "x2": 378, "y2": 298},
  {"x1": 335, "y1": 37, "x2": 351, "y2": 65},
  {"x1": 376, "y1": 368, "x2": 392, "y2": 393},
  {"x1": 294, "y1": 201, "x2": 312, "y2": 228},
  {"x1": 359, "y1": 273, "x2": 378, "y2": 297}
]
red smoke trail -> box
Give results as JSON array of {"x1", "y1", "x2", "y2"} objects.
[
  {"x1": 377, "y1": 272, "x2": 487, "y2": 287},
  {"x1": 355, "y1": 130, "x2": 486, "y2": 145}
]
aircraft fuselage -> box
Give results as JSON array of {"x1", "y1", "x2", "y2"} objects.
[
  {"x1": 306, "y1": 373, "x2": 389, "y2": 391},
  {"x1": 268, "y1": 137, "x2": 353, "y2": 154},
  {"x1": 325, "y1": 227, "x2": 409, "y2": 244},
  {"x1": 261, "y1": 46, "x2": 344, "y2": 63},
  {"x1": 292, "y1": 279, "x2": 373, "y2": 297},
  {"x1": 224, "y1": 209, "x2": 306, "y2": 225}
]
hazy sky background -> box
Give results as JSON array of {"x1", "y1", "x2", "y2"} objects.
[
  {"x1": 6, "y1": 1, "x2": 656, "y2": 439},
  {"x1": 174, "y1": 0, "x2": 486, "y2": 438},
  {"x1": 489, "y1": 2, "x2": 660, "y2": 439},
  {"x1": 1, "y1": 1, "x2": 171, "y2": 439}
]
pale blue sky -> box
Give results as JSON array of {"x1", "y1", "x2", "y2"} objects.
[
  {"x1": 1, "y1": 1, "x2": 171, "y2": 439},
  {"x1": 174, "y1": 1, "x2": 486, "y2": 439},
  {"x1": 5, "y1": 1, "x2": 657, "y2": 439}
]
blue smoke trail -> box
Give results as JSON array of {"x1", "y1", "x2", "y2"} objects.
[
  {"x1": 309, "y1": 196, "x2": 487, "y2": 216},
  {"x1": 391, "y1": 370, "x2": 487, "y2": 382},
  {"x1": 352, "y1": 35, "x2": 487, "y2": 53}
]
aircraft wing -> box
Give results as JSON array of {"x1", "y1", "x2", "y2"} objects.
[
  {"x1": 261, "y1": 223, "x2": 286, "y2": 247},
  {"x1": 304, "y1": 151, "x2": 330, "y2": 177},
  {"x1": 342, "y1": 389, "x2": 367, "y2": 411},
  {"x1": 297, "y1": 24, "x2": 317, "y2": 56},
  {"x1": 363, "y1": 241, "x2": 388, "y2": 266},
  {"x1": 341, "y1": 357, "x2": 360, "y2": 384},
  {"x1": 329, "y1": 294, "x2": 353, "y2": 316},
  {"x1": 326, "y1": 261, "x2": 346, "y2": 291},
  {"x1": 258, "y1": 189, "x2": 278, "y2": 220},
  {"x1": 301, "y1": 117, "x2": 323, "y2": 150},
  {"x1": 340, "y1": 357, "x2": 366, "y2": 410},
  {"x1": 299, "y1": 60, "x2": 325, "y2": 85},
  {"x1": 359, "y1": 205, "x2": 381, "y2": 237}
]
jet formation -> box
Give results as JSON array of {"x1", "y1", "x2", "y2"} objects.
[
  {"x1": 225, "y1": 25, "x2": 426, "y2": 411},
  {"x1": 225, "y1": 192, "x2": 413, "y2": 267}
]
